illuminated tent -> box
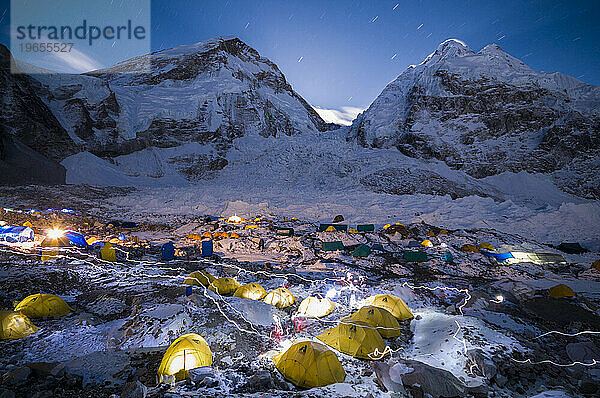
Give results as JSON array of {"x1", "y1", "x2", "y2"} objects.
[
  {"x1": 348, "y1": 306, "x2": 401, "y2": 338},
  {"x1": 421, "y1": 240, "x2": 433, "y2": 248},
  {"x1": 14, "y1": 294, "x2": 72, "y2": 318},
  {"x1": 504, "y1": 252, "x2": 566, "y2": 265},
  {"x1": 0, "y1": 310, "x2": 38, "y2": 340},
  {"x1": 183, "y1": 270, "x2": 216, "y2": 287},
  {"x1": 297, "y1": 296, "x2": 335, "y2": 318},
  {"x1": 100, "y1": 242, "x2": 117, "y2": 262},
  {"x1": 276, "y1": 228, "x2": 294, "y2": 237},
  {"x1": 316, "y1": 319, "x2": 387, "y2": 360},
  {"x1": 264, "y1": 288, "x2": 296, "y2": 309},
  {"x1": 157, "y1": 333, "x2": 212, "y2": 383},
  {"x1": 208, "y1": 277, "x2": 241, "y2": 295},
  {"x1": 188, "y1": 233, "x2": 202, "y2": 240},
  {"x1": 319, "y1": 224, "x2": 347, "y2": 232},
  {"x1": 478, "y1": 242, "x2": 495, "y2": 251},
  {"x1": 233, "y1": 283, "x2": 268, "y2": 300},
  {"x1": 63, "y1": 230, "x2": 88, "y2": 247},
  {"x1": 40, "y1": 234, "x2": 70, "y2": 261},
  {"x1": 364, "y1": 294, "x2": 414, "y2": 321},
  {"x1": 0, "y1": 226, "x2": 34, "y2": 243},
  {"x1": 460, "y1": 244, "x2": 480, "y2": 253},
  {"x1": 549, "y1": 284, "x2": 575, "y2": 298},
  {"x1": 273, "y1": 340, "x2": 345, "y2": 388}
]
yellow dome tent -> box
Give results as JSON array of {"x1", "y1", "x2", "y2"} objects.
[
  {"x1": 478, "y1": 242, "x2": 495, "y2": 251},
  {"x1": 591, "y1": 260, "x2": 600, "y2": 272},
  {"x1": 264, "y1": 288, "x2": 296, "y2": 309},
  {"x1": 100, "y1": 242, "x2": 117, "y2": 262},
  {"x1": 0, "y1": 310, "x2": 38, "y2": 340},
  {"x1": 183, "y1": 270, "x2": 216, "y2": 287},
  {"x1": 348, "y1": 306, "x2": 401, "y2": 338},
  {"x1": 40, "y1": 235, "x2": 70, "y2": 261},
  {"x1": 461, "y1": 244, "x2": 480, "y2": 253},
  {"x1": 273, "y1": 340, "x2": 346, "y2": 388},
  {"x1": 364, "y1": 294, "x2": 414, "y2": 321},
  {"x1": 157, "y1": 333, "x2": 212, "y2": 383},
  {"x1": 549, "y1": 284, "x2": 575, "y2": 298},
  {"x1": 426, "y1": 231, "x2": 435, "y2": 237},
  {"x1": 348, "y1": 228, "x2": 359, "y2": 234},
  {"x1": 297, "y1": 296, "x2": 335, "y2": 318},
  {"x1": 421, "y1": 240, "x2": 433, "y2": 247},
  {"x1": 188, "y1": 233, "x2": 202, "y2": 240},
  {"x1": 14, "y1": 294, "x2": 72, "y2": 318},
  {"x1": 316, "y1": 319, "x2": 387, "y2": 360},
  {"x1": 233, "y1": 283, "x2": 267, "y2": 300},
  {"x1": 23, "y1": 221, "x2": 33, "y2": 228},
  {"x1": 208, "y1": 277, "x2": 241, "y2": 295}
]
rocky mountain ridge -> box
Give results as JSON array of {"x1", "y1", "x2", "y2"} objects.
[{"x1": 348, "y1": 39, "x2": 600, "y2": 199}]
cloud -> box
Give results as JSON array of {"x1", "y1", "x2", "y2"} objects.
[
  {"x1": 49, "y1": 47, "x2": 103, "y2": 73},
  {"x1": 313, "y1": 106, "x2": 364, "y2": 126}
]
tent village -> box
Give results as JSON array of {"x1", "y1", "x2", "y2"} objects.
[{"x1": 1, "y1": 205, "x2": 600, "y2": 398}]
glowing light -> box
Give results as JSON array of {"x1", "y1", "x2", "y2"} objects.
[
  {"x1": 325, "y1": 287, "x2": 339, "y2": 300},
  {"x1": 227, "y1": 215, "x2": 244, "y2": 223},
  {"x1": 491, "y1": 295, "x2": 504, "y2": 303},
  {"x1": 47, "y1": 228, "x2": 65, "y2": 240}
]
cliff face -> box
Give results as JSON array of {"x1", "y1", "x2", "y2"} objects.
[
  {"x1": 348, "y1": 40, "x2": 600, "y2": 199},
  {"x1": 1, "y1": 37, "x2": 336, "y2": 184}
]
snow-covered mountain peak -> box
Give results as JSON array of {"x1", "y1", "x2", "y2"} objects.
[{"x1": 421, "y1": 39, "x2": 473, "y2": 65}]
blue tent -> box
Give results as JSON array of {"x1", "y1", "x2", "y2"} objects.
[
  {"x1": 161, "y1": 242, "x2": 175, "y2": 261},
  {"x1": 0, "y1": 226, "x2": 34, "y2": 243},
  {"x1": 201, "y1": 240, "x2": 213, "y2": 257},
  {"x1": 480, "y1": 251, "x2": 514, "y2": 261},
  {"x1": 444, "y1": 252, "x2": 454, "y2": 262},
  {"x1": 63, "y1": 230, "x2": 88, "y2": 247}
]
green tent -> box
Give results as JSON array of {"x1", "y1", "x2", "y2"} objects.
[
  {"x1": 403, "y1": 251, "x2": 428, "y2": 262},
  {"x1": 322, "y1": 241, "x2": 345, "y2": 251},
  {"x1": 276, "y1": 228, "x2": 294, "y2": 237},
  {"x1": 357, "y1": 224, "x2": 375, "y2": 232},
  {"x1": 319, "y1": 224, "x2": 348, "y2": 232},
  {"x1": 353, "y1": 244, "x2": 371, "y2": 257}
]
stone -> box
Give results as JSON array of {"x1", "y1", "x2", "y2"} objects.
[
  {"x1": 579, "y1": 380, "x2": 599, "y2": 395},
  {"x1": 1, "y1": 367, "x2": 30, "y2": 386},
  {"x1": 31, "y1": 391, "x2": 52, "y2": 398},
  {"x1": 495, "y1": 374, "x2": 508, "y2": 388},
  {"x1": 566, "y1": 342, "x2": 600, "y2": 363},
  {"x1": 0, "y1": 388, "x2": 15, "y2": 398},
  {"x1": 235, "y1": 370, "x2": 274, "y2": 393},
  {"x1": 467, "y1": 348, "x2": 497, "y2": 380},
  {"x1": 121, "y1": 380, "x2": 147, "y2": 398},
  {"x1": 373, "y1": 359, "x2": 469, "y2": 397}
]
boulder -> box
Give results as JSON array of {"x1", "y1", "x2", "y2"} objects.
[
  {"x1": 121, "y1": 380, "x2": 147, "y2": 398},
  {"x1": 566, "y1": 342, "x2": 600, "y2": 364},
  {"x1": 1, "y1": 367, "x2": 30, "y2": 387}
]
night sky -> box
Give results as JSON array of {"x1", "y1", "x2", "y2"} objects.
[{"x1": 1, "y1": 0, "x2": 598, "y2": 116}]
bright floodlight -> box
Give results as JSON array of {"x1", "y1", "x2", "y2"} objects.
[
  {"x1": 227, "y1": 215, "x2": 243, "y2": 223},
  {"x1": 47, "y1": 228, "x2": 65, "y2": 240}
]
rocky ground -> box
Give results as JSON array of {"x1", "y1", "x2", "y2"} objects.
[{"x1": 1, "y1": 186, "x2": 600, "y2": 398}]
